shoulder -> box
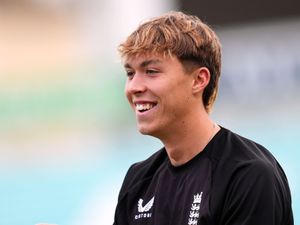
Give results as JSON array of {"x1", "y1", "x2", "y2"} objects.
[
  {"x1": 210, "y1": 127, "x2": 291, "y2": 195},
  {"x1": 129, "y1": 147, "x2": 168, "y2": 179},
  {"x1": 210, "y1": 128, "x2": 293, "y2": 224},
  {"x1": 211, "y1": 127, "x2": 288, "y2": 181},
  {"x1": 118, "y1": 148, "x2": 167, "y2": 196},
  {"x1": 210, "y1": 127, "x2": 292, "y2": 203},
  {"x1": 211, "y1": 127, "x2": 278, "y2": 166},
  {"x1": 214, "y1": 156, "x2": 293, "y2": 225}
]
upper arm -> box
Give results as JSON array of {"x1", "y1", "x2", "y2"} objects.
[
  {"x1": 218, "y1": 160, "x2": 293, "y2": 225},
  {"x1": 113, "y1": 164, "x2": 137, "y2": 225}
]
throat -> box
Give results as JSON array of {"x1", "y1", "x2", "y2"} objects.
[
  {"x1": 164, "y1": 122, "x2": 219, "y2": 167},
  {"x1": 168, "y1": 150, "x2": 193, "y2": 167}
]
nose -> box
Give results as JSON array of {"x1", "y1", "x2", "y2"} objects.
[{"x1": 125, "y1": 73, "x2": 147, "y2": 95}]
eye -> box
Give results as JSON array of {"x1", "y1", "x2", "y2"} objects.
[
  {"x1": 146, "y1": 69, "x2": 159, "y2": 75},
  {"x1": 126, "y1": 70, "x2": 135, "y2": 78}
]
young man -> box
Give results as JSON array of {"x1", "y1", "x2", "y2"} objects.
[{"x1": 113, "y1": 11, "x2": 293, "y2": 225}]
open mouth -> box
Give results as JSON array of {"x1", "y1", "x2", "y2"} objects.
[{"x1": 135, "y1": 103, "x2": 157, "y2": 113}]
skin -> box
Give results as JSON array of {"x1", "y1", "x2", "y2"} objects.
[{"x1": 124, "y1": 53, "x2": 220, "y2": 166}]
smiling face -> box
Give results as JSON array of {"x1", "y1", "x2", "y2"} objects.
[{"x1": 124, "y1": 54, "x2": 201, "y2": 138}]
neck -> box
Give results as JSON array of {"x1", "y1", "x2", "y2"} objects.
[{"x1": 160, "y1": 110, "x2": 220, "y2": 167}]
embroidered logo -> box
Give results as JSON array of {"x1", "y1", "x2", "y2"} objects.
[
  {"x1": 135, "y1": 196, "x2": 155, "y2": 220},
  {"x1": 188, "y1": 192, "x2": 203, "y2": 225}
]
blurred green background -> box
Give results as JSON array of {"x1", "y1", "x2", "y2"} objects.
[{"x1": 0, "y1": 0, "x2": 299, "y2": 224}]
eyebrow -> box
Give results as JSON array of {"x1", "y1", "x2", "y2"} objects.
[{"x1": 124, "y1": 59, "x2": 162, "y2": 69}]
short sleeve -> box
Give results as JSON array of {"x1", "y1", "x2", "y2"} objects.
[
  {"x1": 218, "y1": 160, "x2": 293, "y2": 225},
  {"x1": 113, "y1": 164, "x2": 137, "y2": 225}
]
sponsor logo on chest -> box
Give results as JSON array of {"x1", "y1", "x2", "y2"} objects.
[{"x1": 134, "y1": 196, "x2": 155, "y2": 220}]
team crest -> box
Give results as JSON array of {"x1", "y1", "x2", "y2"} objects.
[{"x1": 188, "y1": 192, "x2": 203, "y2": 225}]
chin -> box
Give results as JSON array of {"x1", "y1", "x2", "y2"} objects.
[
  {"x1": 138, "y1": 125, "x2": 163, "y2": 139},
  {"x1": 138, "y1": 127, "x2": 151, "y2": 135},
  {"x1": 137, "y1": 124, "x2": 155, "y2": 136}
]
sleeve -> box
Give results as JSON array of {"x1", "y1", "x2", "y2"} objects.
[
  {"x1": 113, "y1": 164, "x2": 137, "y2": 225},
  {"x1": 218, "y1": 160, "x2": 293, "y2": 225}
]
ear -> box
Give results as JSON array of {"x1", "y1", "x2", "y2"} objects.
[{"x1": 191, "y1": 67, "x2": 210, "y2": 94}]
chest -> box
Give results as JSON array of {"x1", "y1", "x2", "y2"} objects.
[{"x1": 128, "y1": 159, "x2": 213, "y2": 225}]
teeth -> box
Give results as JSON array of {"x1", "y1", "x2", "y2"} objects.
[{"x1": 135, "y1": 103, "x2": 155, "y2": 111}]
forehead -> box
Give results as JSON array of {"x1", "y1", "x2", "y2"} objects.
[{"x1": 123, "y1": 53, "x2": 178, "y2": 69}]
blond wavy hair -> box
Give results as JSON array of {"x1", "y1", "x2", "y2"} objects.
[{"x1": 118, "y1": 11, "x2": 222, "y2": 113}]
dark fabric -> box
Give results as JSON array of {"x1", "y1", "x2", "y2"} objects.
[{"x1": 113, "y1": 127, "x2": 294, "y2": 225}]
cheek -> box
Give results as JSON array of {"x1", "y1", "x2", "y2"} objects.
[
  {"x1": 167, "y1": 82, "x2": 193, "y2": 109},
  {"x1": 124, "y1": 90, "x2": 133, "y2": 109},
  {"x1": 124, "y1": 84, "x2": 130, "y2": 100}
]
